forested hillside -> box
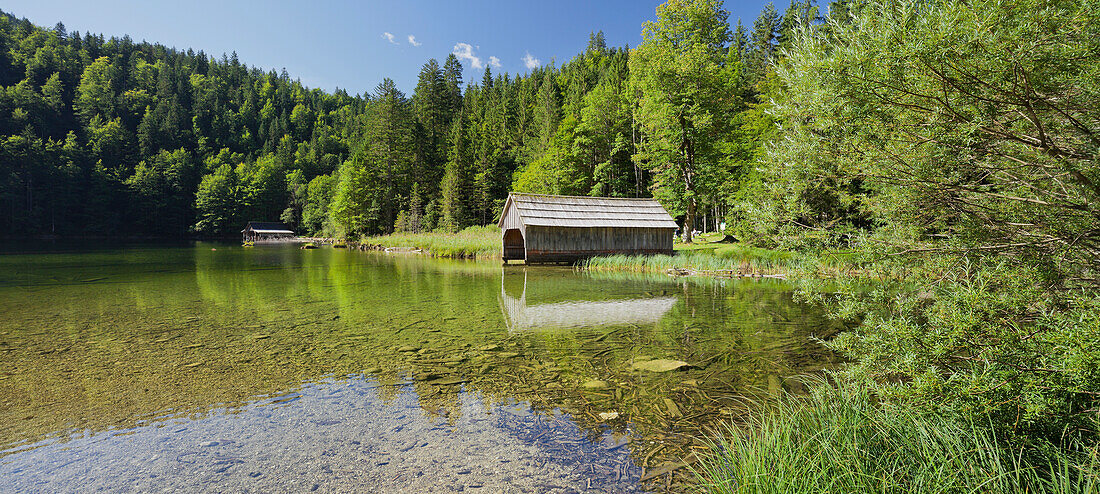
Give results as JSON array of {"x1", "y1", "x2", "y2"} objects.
[{"x1": 0, "y1": 2, "x2": 811, "y2": 239}]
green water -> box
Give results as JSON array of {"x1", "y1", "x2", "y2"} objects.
[{"x1": 0, "y1": 243, "x2": 841, "y2": 491}]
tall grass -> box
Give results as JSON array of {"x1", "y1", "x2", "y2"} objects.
[
  {"x1": 583, "y1": 241, "x2": 863, "y2": 277},
  {"x1": 696, "y1": 380, "x2": 1099, "y2": 493},
  {"x1": 585, "y1": 246, "x2": 800, "y2": 276},
  {"x1": 361, "y1": 225, "x2": 500, "y2": 258}
]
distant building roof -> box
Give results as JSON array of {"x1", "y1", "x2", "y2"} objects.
[
  {"x1": 498, "y1": 193, "x2": 678, "y2": 229},
  {"x1": 242, "y1": 221, "x2": 295, "y2": 234}
]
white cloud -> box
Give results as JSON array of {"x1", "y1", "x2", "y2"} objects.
[
  {"x1": 522, "y1": 52, "x2": 541, "y2": 69},
  {"x1": 382, "y1": 32, "x2": 398, "y2": 44},
  {"x1": 407, "y1": 35, "x2": 421, "y2": 47},
  {"x1": 452, "y1": 42, "x2": 482, "y2": 69},
  {"x1": 488, "y1": 56, "x2": 502, "y2": 68}
]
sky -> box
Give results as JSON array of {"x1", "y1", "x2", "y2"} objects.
[{"x1": 2, "y1": 0, "x2": 776, "y2": 96}]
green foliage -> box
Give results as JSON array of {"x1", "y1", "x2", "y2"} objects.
[
  {"x1": 807, "y1": 257, "x2": 1100, "y2": 440},
  {"x1": 629, "y1": 0, "x2": 744, "y2": 242},
  {"x1": 0, "y1": 6, "x2": 795, "y2": 241},
  {"x1": 75, "y1": 56, "x2": 114, "y2": 124},
  {"x1": 754, "y1": 0, "x2": 1100, "y2": 262},
  {"x1": 301, "y1": 173, "x2": 335, "y2": 235},
  {"x1": 330, "y1": 155, "x2": 382, "y2": 238},
  {"x1": 731, "y1": 0, "x2": 1100, "y2": 453},
  {"x1": 0, "y1": 9, "x2": 361, "y2": 237},
  {"x1": 126, "y1": 148, "x2": 195, "y2": 235},
  {"x1": 193, "y1": 164, "x2": 241, "y2": 234}
]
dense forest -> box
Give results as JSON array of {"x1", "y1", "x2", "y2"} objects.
[{"x1": 0, "y1": 2, "x2": 813, "y2": 240}]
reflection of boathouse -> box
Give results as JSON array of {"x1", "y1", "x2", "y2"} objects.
[
  {"x1": 499, "y1": 270, "x2": 678, "y2": 332},
  {"x1": 497, "y1": 193, "x2": 678, "y2": 264},
  {"x1": 241, "y1": 222, "x2": 295, "y2": 243}
]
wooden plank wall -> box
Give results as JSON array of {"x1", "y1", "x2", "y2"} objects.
[
  {"x1": 499, "y1": 202, "x2": 525, "y2": 233},
  {"x1": 524, "y1": 226, "x2": 674, "y2": 262}
]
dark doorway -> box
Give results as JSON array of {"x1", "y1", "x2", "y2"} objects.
[{"x1": 503, "y1": 229, "x2": 525, "y2": 261}]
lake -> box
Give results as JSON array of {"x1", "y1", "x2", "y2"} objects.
[{"x1": 0, "y1": 243, "x2": 841, "y2": 492}]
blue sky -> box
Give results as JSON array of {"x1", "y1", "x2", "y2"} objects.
[{"x1": 3, "y1": 0, "x2": 777, "y2": 96}]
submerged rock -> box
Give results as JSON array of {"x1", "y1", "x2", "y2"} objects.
[
  {"x1": 631, "y1": 359, "x2": 691, "y2": 373},
  {"x1": 582, "y1": 380, "x2": 609, "y2": 390}
]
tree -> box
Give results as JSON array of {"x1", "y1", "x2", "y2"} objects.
[
  {"x1": 362, "y1": 78, "x2": 414, "y2": 233},
  {"x1": 194, "y1": 163, "x2": 241, "y2": 234},
  {"x1": 301, "y1": 173, "x2": 335, "y2": 235},
  {"x1": 281, "y1": 168, "x2": 307, "y2": 227},
  {"x1": 412, "y1": 59, "x2": 448, "y2": 196},
  {"x1": 238, "y1": 154, "x2": 287, "y2": 224},
  {"x1": 528, "y1": 68, "x2": 561, "y2": 161},
  {"x1": 766, "y1": 0, "x2": 1100, "y2": 438},
  {"x1": 629, "y1": 0, "x2": 737, "y2": 242},
  {"x1": 442, "y1": 54, "x2": 464, "y2": 119},
  {"x1": 746, "y1": 2, "x2": 780, "y2": 82},
  {"x1": 75, "y1": 56, "x2": 115, "y2": 124},
  {"x1": 330, "y1": 156, "x2": 381, "y2": 237},
  {"x1": 126, "y1": 148, "x2": 195, "y2": 235},
  {"x1": 439, "y1": 109, "x2": 473, "y2": 232}
]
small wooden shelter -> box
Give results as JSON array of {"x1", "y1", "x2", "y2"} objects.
[
  {"x1": 241, "y1": 221, "x2": 295, "y2": 243},
  {"x1": 497, "y1": 193, "x2": 678, "y2": 264}
]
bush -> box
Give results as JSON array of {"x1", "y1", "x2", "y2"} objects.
[{"x1": 803, "y1": 258, "x2": 1100, "y2": 442}]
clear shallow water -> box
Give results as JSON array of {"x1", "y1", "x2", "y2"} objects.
[
  {"x1": 3, "y1": 376, "x2": 638, "y2": 493},
  {"x1": 0, "y1": 243, "x2": 842, "y2": 491}
]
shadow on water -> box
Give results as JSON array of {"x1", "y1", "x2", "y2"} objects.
[{"x1": 0, "y1": 243, "x2": 845, "y2": 491}]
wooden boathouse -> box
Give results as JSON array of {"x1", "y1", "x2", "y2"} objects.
[
  {"x1": 241, "y1": 221, "x2": 295, "y2": 243},
  {"x1": 497, "y1": 193, "x2": 678, "y2": 264}
]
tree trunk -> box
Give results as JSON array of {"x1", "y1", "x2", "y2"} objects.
[
  {"x1": 681, "y1": 123, "x2": 695, "y2": 244},
  {"x1": 683, "y1": 198, "x2": 695, "y2": 243}
]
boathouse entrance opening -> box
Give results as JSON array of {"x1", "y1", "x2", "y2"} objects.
[{"x1": 503, "y1": 229, "x2": 525, "y2": 261}]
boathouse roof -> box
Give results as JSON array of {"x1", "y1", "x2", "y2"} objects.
[
  {"x1": 242, "y1": 221, "x2": 295, "y2": 234},
  {"x1": 496, "y1": 193, "x2": 678, "y2": 229}
]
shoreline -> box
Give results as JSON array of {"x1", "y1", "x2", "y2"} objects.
[{"x1": 356, "y1": 228, "x2": 810, "y2": 279}]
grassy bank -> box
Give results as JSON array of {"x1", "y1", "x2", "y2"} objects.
[
  {"x1": 696, "y1": 380, "x2": 1099, "y2": 493},
  {"x1": 585, "y1": 244, "x2": 799, "y2": 277},
  {"x1": 361, "y1": 225, "x2": 501, "y2": 259},
  {"x1": 585, "y1": 233, "x2": 854, "y2": 277},
  {"x1": 359, "y1": 229, "x2": 834, "y2": 277}
]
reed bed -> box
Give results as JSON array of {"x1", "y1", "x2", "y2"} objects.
[
  {"x1": 362, "y1": 225, "x2": 501, "y2": 259},
  {"x1": 696, "y1": 380, "x2": 1099, "y2": 494},
  {"x1": 585, "y1": 245, "x2": 802, "y2": 276}
]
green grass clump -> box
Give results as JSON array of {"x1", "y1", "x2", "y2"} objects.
[
  {"x1": 697, "y1": 380, "x2": 1099, "y2": 493},
  {"x1": 362, "y1": 225, "x2": 501, "y2": 259},
  {"x1": 585, "y1": 244, "x2": 801, "y2": 275}
]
